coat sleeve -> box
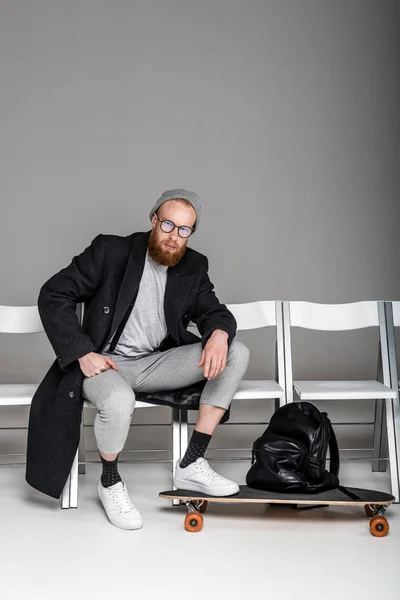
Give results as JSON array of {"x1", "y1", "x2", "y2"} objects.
[
  {"x1": 190, "y1": 257, "x2": 237, "y2": 348},
  {"x1": 38, "y1": 234, "x2": 106, "y2": 371}
]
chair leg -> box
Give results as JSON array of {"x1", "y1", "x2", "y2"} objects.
[
  {"x1": 383, "y1": 397, "x2": 400, "y2": 503},
  {"x1": 274, "y1": 334, "x2": 285, "y2": 409},
  {"x1": 60, "y1": 473, "x2": 71, "y2": 509},
  {"x1": 60, "y1": 450, "x2": 78, "y2": 509},
  {"x1": 385, "y1": 302, "x2": 400, "y2": 503},
  {"x1": 172, "y1": 407, "x2": 180, "y2": 473},
  {"x1": 69, "y1": 448, "x2": 79, "y2": 508},
  {"x1": 180, "y1": 409, "x2": 189, "y2": 458},
  {"x1": 78, "y1": 418, "x2": 86, "y2": 475},
  {"x1": 172, "y1": 408, "x2": 180, "y2": 505},
  {"x1": 373, "y1": 345, "x2": 387, "y2": 472},
  {"x1": 171, "y1": 408, "x2": 189, "y2": 505},
  {"x1": 372, "y1": 398, "x2": 387, "y2": 472}
]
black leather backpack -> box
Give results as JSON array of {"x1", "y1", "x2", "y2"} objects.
[{"x1": 246, "y1": 401, "x2": 340, "y2": 494}]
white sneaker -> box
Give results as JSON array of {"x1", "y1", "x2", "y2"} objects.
[
  {"x1": 98, "y1": 480, "x2": 143, "y2": 530},
  {"x1": 173, "y1": 458, "x2": 240, "y2": 497}
]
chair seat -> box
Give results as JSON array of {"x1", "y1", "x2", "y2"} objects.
[
  {"x1": 293, "y1": 380, "x2": 397, "y2": 400},
  {"x1": 0, "y1": 383, "x2": 39, "y2": 406},
  {"x1": 0, "y1": 384, "x2": 159, "y2": 409},
  {"x1": 233, "y1": 379, "x2": 285, "y2": 399},
  {"x1": 83, "y1": 378, "x2": 284, "y2": 409},
  {"x1": 0, "y1": 380, "x2": 284, "y2": 409}
]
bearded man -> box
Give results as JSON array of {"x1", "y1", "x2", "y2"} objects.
[{"x1": 26, "y1": 189, "x2": 250, "y2": 529}]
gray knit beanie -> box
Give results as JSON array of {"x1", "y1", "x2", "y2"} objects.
[{"x1": 149, "y1": 189, "x2": 201, "y2": 229}]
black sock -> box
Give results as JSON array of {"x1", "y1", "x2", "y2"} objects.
[
  {"x1": 180, "y1": 430, "x2": 212, "y2": 468},
  {"x1": 100, "y1": 454, "x2": 122, "y2": 488}
]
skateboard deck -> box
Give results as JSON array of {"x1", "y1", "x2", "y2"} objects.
[{"x1": 159, "y1": 485, "x2": 394, "y2": 536}]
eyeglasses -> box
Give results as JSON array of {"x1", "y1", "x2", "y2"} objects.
[{"x1": 155, "y1": 212, "x2": 195, "y2": 238}]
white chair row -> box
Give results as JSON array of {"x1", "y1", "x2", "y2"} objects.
[{"x1": 1, "y1": 301, "x2": 399, "y2": 508}]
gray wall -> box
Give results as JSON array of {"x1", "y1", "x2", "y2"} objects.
[{"x1": 1, "y1": 1, "x2": 399, "y2": 471}]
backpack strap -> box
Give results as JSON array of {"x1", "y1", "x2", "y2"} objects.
[
  {"x1": 327, "y1": 419, "x2": 362, "y2": 501},
  {"x1": 337, "y1": 485, "x2": 362, "y2": 501},
  {"x1": 327, "y1": 420, "x2": 340, "y2": 477}
]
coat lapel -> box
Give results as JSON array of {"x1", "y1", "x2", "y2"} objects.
[{"x1": 109, "y1": 231, "x2": 150, "y2": 338}]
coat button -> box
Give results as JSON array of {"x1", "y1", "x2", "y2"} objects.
[
  {"x1": 68, "y1": 390, "x2": 75, "y2": 398},
  {"x1": 103, "y1": 306, "x2": 110, "y2": 314}
]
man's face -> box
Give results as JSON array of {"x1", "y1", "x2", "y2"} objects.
[{"x1": 148, "y1": 199, "x2": 197, "y2": 267}]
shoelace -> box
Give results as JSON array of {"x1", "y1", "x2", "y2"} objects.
[
  {"x1": 195, "y1": 458, "x2": 223, "y2": 480},
  {"x1": 109, "y1": 486, "x2": 136, "y2": 513}
]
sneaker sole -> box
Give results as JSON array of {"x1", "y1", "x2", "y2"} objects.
[{"x1": 173, "y1": 478, "x2": 239, "y2": 497}]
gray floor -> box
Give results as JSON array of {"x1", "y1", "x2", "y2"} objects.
[{"x1": 2, "y1": 460, "x2": 399, "y2": 600}]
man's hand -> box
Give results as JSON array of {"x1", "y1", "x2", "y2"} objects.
[
  {"x1": 78, "y1": 352, "x2": 119, "y2": 378},
  {"x1": 198, "y1": 330, "x2": 229, "y2": 380}
]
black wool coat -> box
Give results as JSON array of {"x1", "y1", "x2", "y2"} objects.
[{"x1": 25, "y1": 231, "x2": 237, "y2": 499}]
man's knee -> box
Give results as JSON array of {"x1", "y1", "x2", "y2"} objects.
[
  {"x1": 228, "y1": 339, "x2": 250, "y2": 369},
  {"x1": 99, "y1": 387, "x2": 136, "y2": 421}
]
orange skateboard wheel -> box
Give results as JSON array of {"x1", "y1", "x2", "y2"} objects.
[
  {"x1": 369, "y1": 516, "x2": 389, "y2": 537},
  {"x1": 185, "y1": 512, "x2": 203, "y2": 532}
]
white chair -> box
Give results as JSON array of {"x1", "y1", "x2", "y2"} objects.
[
  {"x1": 382, "y1": 301, "x2": 400, "y2": 498},
  {"x1": 0, "y1": 306, "x2": 42, "y2": 465},
  {"x1": 177, "y1": 300, "x2": 286, "y2": 462},
  {"x1": 0, "y1": 305, "x2": 79, "y2": 508},
  {"x1": 282, "y1": 300, "x2": 399, "y2": 502},
  {"x1": 0, "y1": 304, "x2": 178, "y2": 509}
]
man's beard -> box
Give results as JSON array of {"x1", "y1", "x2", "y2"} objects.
[{"x1": 148, "y1": 229, "x2": 187, "y2": 267}]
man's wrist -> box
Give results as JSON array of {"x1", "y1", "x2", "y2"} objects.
[
  {"x1": 212, "y1": 329, "x2": 228, "y2": 340},
  {"x1": 78, "y1": 352, "x2": 93, "y2": 363}
]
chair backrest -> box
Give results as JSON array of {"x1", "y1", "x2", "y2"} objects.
[
  {"x1": 0, "y1": 305, "x2": 43, "y2": 334},
  {"x1": 283, "y1": 300, "x2": 389, "y2": 402},
  {"x1": 287, "y1": 301, "x2": 379, "y2": 331},
  {"x1": 230, "y1": 301, "x2": 285, "y2": 392},
  {"x1": 226, "y1": 300, "x2": 279, "y2": 330}
]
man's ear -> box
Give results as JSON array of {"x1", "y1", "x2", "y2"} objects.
[{"x1": 151, "y1": 213, "x2": 157, "y2": 229}]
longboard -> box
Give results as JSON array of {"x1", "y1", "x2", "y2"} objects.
[{"x1": 159, "y1": 485, "x2": 395, "y2": 536}]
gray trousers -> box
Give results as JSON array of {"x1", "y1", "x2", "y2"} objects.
[{"x1": 82, "y1": 340, "x2": 250, "y2": 454}]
